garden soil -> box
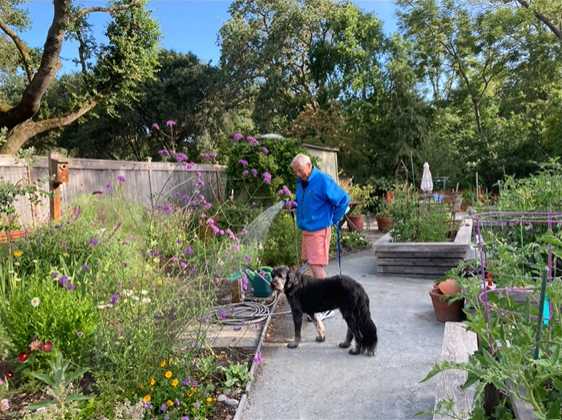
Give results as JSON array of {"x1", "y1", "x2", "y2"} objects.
[{"x1": 240, "y1": 226, "x2": 446, "y2": 420}]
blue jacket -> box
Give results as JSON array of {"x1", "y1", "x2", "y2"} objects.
[{"x1": 295, "y1": 166, "x2": 350, "y2": 232}]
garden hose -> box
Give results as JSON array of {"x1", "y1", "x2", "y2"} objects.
[{"x1": 207, "y1": 293, "x2": 291, "y2": 326}]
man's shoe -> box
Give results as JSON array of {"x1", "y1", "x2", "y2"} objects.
[{"x1": 317, "y1": 310, "x2": 335, "y2": 321}]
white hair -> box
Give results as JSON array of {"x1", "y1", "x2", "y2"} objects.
[{"x1": 291, "y1": 153, "x2": 311, "y2": 168}]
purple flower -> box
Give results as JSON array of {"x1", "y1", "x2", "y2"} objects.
[
  {"x1": 238, "y1": 159, "x2": 248, "y2": 166},
  {"x1": 158, "y1": 150, "x2": 169, "y2": 155},
  {"x1": 263, "y1": 172, "x2": 272, "y2": 184},
  {"x1": 164, "y1": 414, "x2": 170, "y2": 420},
  {"x1": 59, "y1": 275, "x2": 68, "y2": 285},
  {"x1": 220, "y1": 310, "x2": 227, "y2": 319},
  {"x1": 117, "y1": 175, "x2": 126, "y2": 183},
  {"x1": 233, "y1": 133, "x2": 244, "y2": 141},
  {"x1": 245, "y1": 256, "x2": 252, "y2": 263},
  {"x1": 76, "y1": 332, "x2": 83, "y2": 337},
  {"x1": 176, "y1": 153, "x2": 187, "y2": 162},
  {"x1": 66, "y1": 284, "x2": 75, "y2": 291},
  {"x1": 262, "y1": 147, "x2": 268, "y2": 154},
  {"x1": 242, "y1": 170, "x2": 249, "y2": 176},
  {"x1": 152, "y1": 123, "x2": 160, "y2": 130},
  {"x1": 180, "y1": 262, "x2": 187, "y2": 269},
  {"x1": 247, "y1": 136, "x2": 259, "y2": 146},
  {"x1": 160, "y1": 403, "x2": 167, "y2": 412},
  {"x1": 166, "y1": 120, "x2": 176, "y2": 127},
  {"x1": 92, "y1": 190, "x2": 103, "y2": 195},
  {"x1": 283, "y1": 185, "x2": 292, "y2": 196},
  {"x1": 51, "y1": 272, "x2": 58, "y2": 279},
  {"x1": 110, "y1": 295, "x2": 118, "y2": 305},
  {"x1": 194, "y1": 401, "x2": 199, "y2": 409},
  {"x1": 82, "y1": 264, "x2": 89, "y2": 270},
  {"x1": 106, "y1": 183, "x2": 112, "y2": 189},
  {"x1": 89, "y1": 238, "x2": 99, "y2": 245},
  {"x1": 182, "y1": 194, "x2": 190, "y2": 201},
  {"x1": 253, "y1": 351, "x2": 262, "y2": 364},
  {"x1": 251, "y1": 169, "x2": 258, "y2": 177},
  {"x1": 184, "y1": 248, "x2": 194, "y2": 255},
  {"x1": 183, "y1": 376, "x2": 191, "y2": 386}
]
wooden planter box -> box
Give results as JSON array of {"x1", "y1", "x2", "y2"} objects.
[
  {"x1": 0, "y1": 230, "x2": 27, "y2": 244},
  {"x1": 373, "y1": 218, "x2": 473, "y2": 279}
]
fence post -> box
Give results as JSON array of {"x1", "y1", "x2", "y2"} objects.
[{"x1": 146, "y1": 157, "x2": 154, "y2": 210}]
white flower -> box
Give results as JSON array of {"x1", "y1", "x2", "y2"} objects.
[
  {"x1": 122, "y1": 289, "x2": 134, "y2": 297},
  {"x1": 141, "y1": 290, "x2": 148, "y2": 295},
  {"x1": 142, "y1": 298, "x2": 152, "y2": 304},
  {"x1": 31, "y1": 297, "x2": 40, "y2": 307}
]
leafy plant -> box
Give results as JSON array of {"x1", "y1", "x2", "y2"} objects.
[
  {"x1": 219, "y1": 361, "x2": 253, "y2": 390},
  {"x1": 27, "y1": 353, "x2": 90, "y2": 410}
]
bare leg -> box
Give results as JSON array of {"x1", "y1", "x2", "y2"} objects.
[{"x1": 309, "y1": 264, "x2": 326, "y2": 279}]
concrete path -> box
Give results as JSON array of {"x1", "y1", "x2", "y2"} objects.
[{"x1": 241, "y1": 248, "x2": 445, "y2": 420}]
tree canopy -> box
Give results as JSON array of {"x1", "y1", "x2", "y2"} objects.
[{"x1": 0, "y1": 0, "x2": 160, "y2": 154}]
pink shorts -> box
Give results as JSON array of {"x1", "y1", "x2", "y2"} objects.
[{"x1": 301, "y1": 227, "x2": 331, "y2": 266}]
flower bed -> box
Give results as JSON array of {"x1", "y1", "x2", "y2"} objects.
[{"x1": 373, "y1": 217, "x2": 473, "y2": 278}]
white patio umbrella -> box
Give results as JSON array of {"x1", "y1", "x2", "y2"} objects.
[{"x1": 420, "y1": 162, "x2": 433, "y2": 193}]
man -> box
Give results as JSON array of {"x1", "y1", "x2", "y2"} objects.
[{"x1": 290, "y1": 153, "x2": 350, "y2": 321}]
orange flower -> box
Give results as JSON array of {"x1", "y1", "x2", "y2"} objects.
[
  {"x1": 164, "y1": 371, "x2": 172, "y2": 379},
  {"x1": 143, "y1": 395, "x2": 151, "y2": 403},
  {"x1": 167, "y1": 400, "x2": 174, "y2": 406},
  {"x1": 160, "y1": 361, "x2": 166, "y2": 367},
  {"x1": 150, "y1": 378, "x2": 155, "y2": 386}
]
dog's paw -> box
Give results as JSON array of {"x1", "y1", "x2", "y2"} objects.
[
  {"x1": 338, "y1": 341, "x2": 351, "y2": 348},
  {"x1": 315, "y1": 335, "x2": 325, "y2": 342},
  {"x1": 287, "y1": 341, "x2": 299, "y2": 349},
  {"x1": 348, "y1": 348, "x2": 361, "y2": 355}
]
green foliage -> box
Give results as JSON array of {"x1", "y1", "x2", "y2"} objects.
[
  {"x1": 261, "y1": 211, "x2": 302, "y2": 268},
  {"x1": 330, "y1": 230, "x2": 369, "y2": 252},
  {"x1": 390, "y1": 183, "x2": 451, "y2": 242},
  {"x1": 344, "y1": 181, "x2": 378, "y2": 215},
  {"x1": 225, "y1": 137, "x2": 309, "y2": 205},
  {"x1": 219, "y1": 361, "x2": 253, "y2": 390},
  {"x1": 27, "y1": 353, "x2": 90, "y2": 410}
]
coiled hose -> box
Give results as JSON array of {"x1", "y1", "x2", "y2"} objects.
[{"x1": 207, "y1": 292, "x2": 290, "y2": 325}]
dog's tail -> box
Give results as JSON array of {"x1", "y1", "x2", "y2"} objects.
[{"x1": 358, "y1": 294, "x2": 378, "y2": 356}]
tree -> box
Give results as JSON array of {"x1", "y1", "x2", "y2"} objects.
[
  {"x1": 0, "y1": 0, "x2": 160, "y2": 155},
  {"x1": 218, "y1": 0, "x2": 387, "y2": 134}
]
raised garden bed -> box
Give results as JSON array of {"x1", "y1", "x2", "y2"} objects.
[{"x1": 373, "y1": 218, "x2": 473, "y2": 279}]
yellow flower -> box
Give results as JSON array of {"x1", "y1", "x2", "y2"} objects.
[
  {"x1": 150, "y1": 378, "x2": 155, "y2": 386},
  {"x1": 160, "y1": 361, "x2": 166, "y2": 367},
  {"x1": 167, "y1": 400, "x2": 174, "y2": 406},
  {"x1": 206, "y1": 397, "x2": 212, "y2": 403},
  {"x1": 13, "y1": 251, "x2": 23, "y2": 258},
  {"x1": 191, "y1": 387, "x2": 197, "y2": 392},
  {"x1": 143, "y1": 395, "x2": 151, "y2": 403},
  {"x1": 172, "y1": 379, "x2": 179, "y2": 387},
  {"x1": 168, "y1": 358, "x2": 172, "y2": 365},
  {"x1": 63, "y1": 253, "x2": 69, "y2": 258},
  {"x1": 164, "y1": 371, "x2": 172, "y2": 379}
]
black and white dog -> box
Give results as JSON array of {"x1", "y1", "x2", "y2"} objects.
[{"x1": 270, "y1": 266, "x2": 378, "y2": 356}]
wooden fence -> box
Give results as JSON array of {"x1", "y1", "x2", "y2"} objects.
[{"x1": 0, "y1": 155, "x2": 226, "y2": 228}]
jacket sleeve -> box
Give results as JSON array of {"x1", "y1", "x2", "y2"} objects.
[{"x1": 324, "y1": 177, "x2": 350, "y2": 225}]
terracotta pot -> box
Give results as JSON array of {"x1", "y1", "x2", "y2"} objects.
[
  {"x1": 0, "y1": 230, "x2": 27, "y2": 244},
  {"x1": 429, "y1": 288, "x2": 464, "y2": 322},
  {"x1": 375, "y1": 216, "x2": 393, "y2": 232},
  {"x1": 437, "y1": 279, "x2": 461, "y2": 295},
  {"x1": 347, "y1": 214, "x2": 365, "y2": 232}
]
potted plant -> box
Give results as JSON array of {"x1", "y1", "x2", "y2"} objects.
[
  {"x1": 375, "y1": 199, "x2": 393, "y2": 233},
  {"x1": 429, "y1": 268, "x2": 465, "y2": 322},
  {"x1": 346, "y1": 182, "x2": 375, "y2": 232}
]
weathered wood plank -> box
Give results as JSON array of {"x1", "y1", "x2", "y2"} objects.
[
  {"x1": 434, "y1": 322, "x2": 478, "y2": 420},
  {"x1": 375, "y1": 251, "x2": 467, "y2": 259},
  {"x1": 376, "y1": 258, "x2": 466, "y2": 267},
  {"x1": 377, "y1": 265, "x2": 460, "y2": 275},
  {"x1": 505, "y1": 380, "x2": 539, "y2": 420}
]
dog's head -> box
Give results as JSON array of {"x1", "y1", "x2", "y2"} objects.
[{"x1": 270, "y1": 265, "x2": 297, "y2": 294}]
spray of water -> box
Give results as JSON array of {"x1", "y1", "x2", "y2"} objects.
[{"x1": 241, "y1": 201, "x2": 285, "y2": 247}]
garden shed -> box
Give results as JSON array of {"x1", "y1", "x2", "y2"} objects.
[{"x1": 303, "y1": 143, "x2": 340, "y2": 183}]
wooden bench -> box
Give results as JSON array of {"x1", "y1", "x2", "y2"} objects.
[{"x1": 433, "y1": 322, "x2": 478, "y2": 420}]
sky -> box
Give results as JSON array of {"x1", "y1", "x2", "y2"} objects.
[{"x1": 22, "y1": 1, "x2": 399, "y2": 71}]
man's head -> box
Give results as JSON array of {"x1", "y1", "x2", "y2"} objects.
[{"x1": 291, "y1": 154, "x2": 313, "y2": 182}]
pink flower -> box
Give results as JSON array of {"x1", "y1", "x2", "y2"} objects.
[
  {"x1": 41, "y1": 341, "x2": 52, "y2": 352},
  {"x1": 152, "y1": 123, "x2": 160, "y2": 130},
  {"x1": 166, "y1": 120, "x2": 176, "y2": 127},
  {"x1": 29, "y1": 340, "x2": 42, "y2": 352},
  {"x1": 233, "y1": 133, "x2": 244, "y2": 141},
  {"x1": 18, "y1": 352, "x2": 30, "y2": 362},
  {"x1": 1, "y1": 399, "x2": 8, "y2": 412}
]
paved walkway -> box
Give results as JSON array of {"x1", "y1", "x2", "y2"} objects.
[{"x1": 240, "y1": 247, "x2": 445, "y2": 420}]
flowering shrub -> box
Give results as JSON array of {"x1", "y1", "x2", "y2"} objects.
[{"x1": 225, "y1": 135, "x2": 309, "y2": 204}]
